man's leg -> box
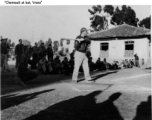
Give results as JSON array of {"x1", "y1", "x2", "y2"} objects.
[
  {"x1": 82, "y1": 57, "x2": 91, "y2": 81},
  {"x1": 72, "y1": 57, "x2": 83, "y2": 81},
  {"x1": 135, "y1": 60, "x2": 137, "y2": 67}
]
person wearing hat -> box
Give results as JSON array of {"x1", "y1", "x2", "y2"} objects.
[{"x1": 72, "y1": 27, "x2": 92, "y2": 82}]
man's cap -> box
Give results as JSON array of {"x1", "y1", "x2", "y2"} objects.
[{"x1": 80, "y1": 27, "x2": 87, "y2": 33}]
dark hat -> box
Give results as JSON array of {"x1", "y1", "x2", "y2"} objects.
[{"x1": 80, "y1": 27, "x2": 87, "y2": 33}]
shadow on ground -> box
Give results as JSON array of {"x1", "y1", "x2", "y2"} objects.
[
  {"x1": 25, "y1": 91, "x2": 124, "y2": 120},
  {"x1": 78, "y1": 71, "x2": 118, "y2": 82},
  {"x1": 1, "y1": 72, "x2": 72, "y2": 95},
  {"x1": 1, "y1": 70, "x2": 117, "y2": 95},
  {"x1": 1, "y1": 89, "x2": 54, "y2": 110},
  {"x1": 133, "y1": 95, "x2": 151, "y2": 120}
]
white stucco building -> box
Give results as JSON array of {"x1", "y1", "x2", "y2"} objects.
[{"x1": 88, "y1": 24, "x2": 151, "y2": 64}]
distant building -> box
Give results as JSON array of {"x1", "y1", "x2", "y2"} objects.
[{"x1": 88, "y1": 24, "x2": 151, "y2": 63}]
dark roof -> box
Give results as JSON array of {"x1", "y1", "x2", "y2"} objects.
[{"x1": 88, "y1": 24, "x2": 151, "y2": 40}]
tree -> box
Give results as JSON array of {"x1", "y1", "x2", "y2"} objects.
[
  {"x1": 104, "y1": 5, "x2": 114, "y2": 15},
  {"x1": 139, "y1": 16, "x2": 151, "y2": 29},
  {"x1": 111, "y1": 5, "x2": 139, "y2": 26},
  {"x1": 88, "y1": 5, "x2": 114, "y2": 31},
  {"x1": 111, "y1": 6, "x2": 122, "y2": 25},
  {"x1": 88, "y1": 5, "x2": 141, "y2": 31},
  {"x1": 88, "y1": 5, "x2": 116, "y2": 31}
]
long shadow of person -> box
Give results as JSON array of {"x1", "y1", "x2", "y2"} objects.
[
  {"x1": 91, "y1": 71, "x2": 118, "y2": 82},
  {"x1": 133, "y1": 95, "x2": 151, "y2": 120},
  {"x1": 1, "y1": 89, "x2": 54, "y2": 110},
  {"x1": 25, "y1": 91, "x2": 123, "y2": 120},
  {"x1": 87, "y1": 92, "x2": 123, "y2": 120},
  {"x1": 78, "y1": 71, "x2": 117, "y2": 82}
]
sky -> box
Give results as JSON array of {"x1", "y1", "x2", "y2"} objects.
[{"x1": 0, "y1": 5, "x2": 151, "y2": 45}]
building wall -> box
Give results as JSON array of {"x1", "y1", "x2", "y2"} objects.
[
  {"x1": 134, "y1": 38, "x2": 149, "y2": 63},
  {"x1": 90, "y1": 41, "x2": 100, "y2": 62},
  {"x1": 90, "y1": 37, "x2": 149, "y2": 63}
]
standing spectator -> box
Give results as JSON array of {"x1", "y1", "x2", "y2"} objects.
[
  {"x1": 134, "y1": 54, "x2": 140, "y2": 67},
  {"x1": 1, "y1": 38, "x2": 10, "y2": 71},
  {"x1": 32, "y1": 42, "x2": 39, "y2": 69},
  {"x1": 38, "y1": 43, "x2": 46, "y2": 58},
  {"x1": 15, "y1": 39, "x2": 24, "y2": 69},
  {"x1": 47, "y1": 44, "x2": 53, "y2": 61},
  {"x1": 18, "y1": 47, "x2": 38, "y2": 86}
]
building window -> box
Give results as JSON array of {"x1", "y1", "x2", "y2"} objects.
[
  {"x1": 124, "y1": 41, "x2": 134, "y2": 57},
  {"x1": 100, "y1": 43, "x2": 109, "y2": 58}
]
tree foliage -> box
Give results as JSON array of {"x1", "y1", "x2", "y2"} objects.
[
  {"x1": 88, "y1": 5, "x2": 143, "y2": 31},
  {"x1": 104, "y1": 5, "x2": 114, "y2": 15},
  {"x1": 139, "y1": 16, "x2": 151, "y2": 29},
  {"x1": 88, "y1": 5, "x2": 102, "y2": 31},
  {"x1": 112, "y1": 5, "x2": 138, "y2": 26}
]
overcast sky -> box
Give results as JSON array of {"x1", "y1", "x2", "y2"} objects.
[{"x1": 0, "y1": 5, "x2": 151, "y2": 45}]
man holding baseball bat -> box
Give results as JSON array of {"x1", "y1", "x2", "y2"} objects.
[{"x1": 72, "y1": 27, "x2": 92, "y2": 83}]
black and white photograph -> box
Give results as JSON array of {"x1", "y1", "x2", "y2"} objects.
[{"x1": 0, "y1": 1, "x2": 151, "y2": 120}]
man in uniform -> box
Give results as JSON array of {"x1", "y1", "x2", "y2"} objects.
[{"x1": 72, "y1": 27, "x2": 92, "y2": 82}]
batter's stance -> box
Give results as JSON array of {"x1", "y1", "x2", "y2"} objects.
[{"x1": 72, "y1": 27, "x2": 92, "y2": 82}]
